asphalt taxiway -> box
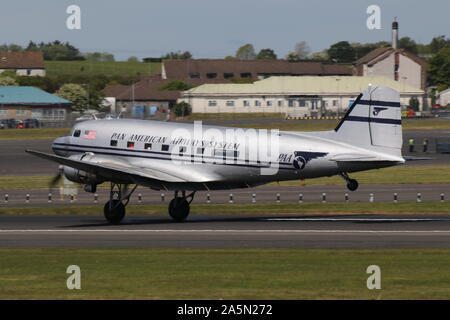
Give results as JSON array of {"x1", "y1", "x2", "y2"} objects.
[{"x1": 1, "y1": 213, "x2": 450, "y2": 249}]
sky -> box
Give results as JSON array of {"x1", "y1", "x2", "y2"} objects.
[{"x1": 0, "y1": 0, "x2": 449, "y2": 60}]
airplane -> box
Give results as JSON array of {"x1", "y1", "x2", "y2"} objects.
[{"x1": 27, "y1": 85, "x2": 405, "y2": 224}]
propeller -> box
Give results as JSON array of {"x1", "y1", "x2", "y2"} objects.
[{"x1": 49, "y1": 165, "x2": 64, "y2": 190}]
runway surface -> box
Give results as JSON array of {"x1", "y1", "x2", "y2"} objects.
[{"x1": 1, "y1": 213, "x2": 450, "y2": 249}]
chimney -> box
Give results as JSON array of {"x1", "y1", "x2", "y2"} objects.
[{"x1": 392, "y1": 19, "x2": 399, "y2": 49}]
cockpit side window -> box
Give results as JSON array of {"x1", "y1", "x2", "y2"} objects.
[{"x1": 73, "y1": 130, "x2": 81, "y2": 137}]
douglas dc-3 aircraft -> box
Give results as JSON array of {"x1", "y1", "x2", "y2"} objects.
[{"x1": 27, "y1": 86, "x2": 405, "y2": 224}]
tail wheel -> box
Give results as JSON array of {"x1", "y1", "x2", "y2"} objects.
[
  {"x1": 168, "y1": 197, "x2": 190, "y2": 222},
  {"x1": 104, "y1": 200, "x2": 126, "y2": 224},
  {"x1": 347, "y1": 179, "x2": 359, "y2": 191}
]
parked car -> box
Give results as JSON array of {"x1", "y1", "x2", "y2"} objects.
[
  {"x1": 24, "y1": 118, "x2": 40, "y2": 128},
  {"x1": 0, "y1": 120, "x2": 5, "y2": 129},
  {"x1": 2, "y1": 118, "x2": 16, "y2": 128},
  {"x1": 15, "y1": 120, "x2": 24, "y2": 129}
]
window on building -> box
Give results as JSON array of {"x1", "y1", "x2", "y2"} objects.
[
  {"x1": 255, "y1": 100, "x2": 261, "y2": 107},
  {"x1": 277, "y1": 100, "x2": 283, "y2": 107},
  {"x1": 73, "y1": 130, "x2": 81, "y2": 137},
  {"x1": 110, "y1": 140, "x2": 118, "y2": 147},
  {"x1": 27, "y1": 69, "x2": 32, "y2": 76},
  {"x1": 288, "y1": 100, "x2": 294, "y2": 107},
  {"x1": 266, "y1": 101, "x2": 272, "y2": 107},
  {"x1": 144, "y1": 143, "x2": 152, "y2": 150},
  {"x1": 15, "y1": 109, "x2": 26, "y2": 116},
  {"x1": 298, "y1": 100, "x2": 306, "y2": 107},
  {"x1": 208, "y1": 100, "x2": 217, "y2": 107},
  {"x1": 206, "y1": 73, "x2": 217, "y2": 79},
  {"x1": 243, "y1": 100, "x2": 250, "y2": 107},
  {"x1": 179, "y1": 146, "x2": 186, "y2": 153},
  {"x1": 197, "y1": 147, "x2": 205, "y2": 154},
  {"x1": 189, "y1": 73, "x2": 200, "y2": 79},
  {"x1": 127, "y1": 141, "x2": 135, "y2": 148},
  {"x1": 240, "y1": 72, "x2": 252, "y2": 78},
  {"x1": 224, "y1": 73, "x2": 234, "y2": 79},
  {"x1": 161, "y1": 144, "x2": 169, "y2": 151},
  {"x1": 226, "y1": 101, "x2": 235, "y2": 107},
  {"x1": 332, "y1": 100, "x2": 338, "y2": 107}
]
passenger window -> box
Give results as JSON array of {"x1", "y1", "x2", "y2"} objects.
[
  {"x1": 144, "y1": 143, "x2": 152, "y2": 150},
  {"x1": 127, "y1": 141, "x2": 135, "y2": 148},
  {"x1": 110, "y1": 140, "x2": 118, "y2": 147},
  {"x1": 179, "y1": 146, "x2": 186, "y2": 153},
  {"x1": 197, "y1": 147, "x2": 205, "y2": 154},
  {"x1": 161, "y1": 144, "x2": 169, "y2": 151},
  {"x1": 73, "y1": 130, "x2": 81, "y2": 137}
]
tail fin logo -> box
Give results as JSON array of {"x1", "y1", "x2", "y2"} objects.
[{"x1": 373, "y1": 107, "x2": 388, "y2": 116}]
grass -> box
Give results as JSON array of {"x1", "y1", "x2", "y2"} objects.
[
  {"x1": 1, "y1": 248, "x2": 450, "y2": 299},
  {"x1": 1, "y1": 202, "x2": 450, "y2": 215},
  {"x1": 2, "y1": 165, "x2": 449, "y2": 190},
  {"x1": 2, "y1": 118, "x2": 449, "y2": 141},
  {"x1": 228, "y1": 118, "x2": 450, "y2": 131},
  {"x1": 180, "y1": 112, "x2": 284, "y2": 121},
  {"x1": 44, "y1": 61, "x2": 161, "y2": 77},
  {"x1": 0, "y1": 128, "x2": 70, "y2": 140}
]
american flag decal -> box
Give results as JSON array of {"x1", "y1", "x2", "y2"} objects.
[{"x1": 83, "y1": 130, "x2": 97, "y2": 140}]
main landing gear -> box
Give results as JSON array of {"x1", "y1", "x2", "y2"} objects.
[
  {"x1": 103, "y1": 183, "x2": 137, "y2": 224},
  {"x1": 340, "y1": 172, "x2": 359, "y2": 191},
  {"x1": 168, "y1": 190, "x2": 196, "y2": 222}
]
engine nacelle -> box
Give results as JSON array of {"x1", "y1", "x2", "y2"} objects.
[{"x1": 63, "y1": 153, "x2": 105, "y2": 185}]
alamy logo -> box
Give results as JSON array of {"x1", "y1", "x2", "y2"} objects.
[
  {"x1": 66, "y1": 5, "x2": 81, "y2": 30},
  {"x1": 366, "y1": 5, "x2": 381, "y2": 30}
]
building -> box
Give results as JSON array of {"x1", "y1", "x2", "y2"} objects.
[
  {"x1": 102, "y1": 77, "x2": 180, "y2": 119},
  {"x1": 162, "y1": 59, "x2": 352, "y2": 81},
  {"x1": 0, "y1": 52, "x2": 46, "y2": 76},
  {"x1": 178, "y1": 76, "x2": 425, "y2": 117},
  {"x1": 353, "y1": 21, "x2": 427, "y2": 92},
  {"x1": 437, "y1": 87, "x2": 450, "y2": 106},
  {"x1": 0, "y1": 86, "x2": 72, "y2": 122}
]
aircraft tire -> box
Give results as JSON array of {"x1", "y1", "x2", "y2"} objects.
[
  {"x1": 347, "y1": 179, "x2": 359, "y2": 191},
  {"x1": 168, "y1": 197, "x2": 190, "y2": 222},
  {"x1": 104, "y1": 200, "x2": 126, "y2": 224}
]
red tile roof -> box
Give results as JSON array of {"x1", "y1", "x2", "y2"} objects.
[{"x1": 0, "y1": 52, "x2": 45, "y2": 69}]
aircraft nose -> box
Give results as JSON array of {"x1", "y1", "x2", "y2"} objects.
[{"x1": 52, "y1": 136, "x2": 69, "y2": 156}]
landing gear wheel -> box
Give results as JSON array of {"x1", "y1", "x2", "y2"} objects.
[
  {"x1": 346, "y1": 179, "x2": 359, "y2": 191},
  {"x1": 104, "y1": 200, "x2": 126, "y2": 225},
  {"x1": 168, "y1": 197, "x2": 190, "y2": 222}
]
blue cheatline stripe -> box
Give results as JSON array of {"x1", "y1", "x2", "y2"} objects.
[
  {"x1": 345, "y1": 116, "x2": 402, "y2": 125},
  {"x1": 51, "y1": 146, "x2": 297, "y2": 171},
  {"x1": 358, "y1": 100, "x2": 401, "y2": 107},
  {"x1": 53, "y1": 142, "x2": 294, "y2": 167}
]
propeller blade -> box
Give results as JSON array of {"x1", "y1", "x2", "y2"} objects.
[{"x1": 49, "y1": 165, "x2": 64, "y2": 188}]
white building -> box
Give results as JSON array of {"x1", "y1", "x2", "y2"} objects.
[
  {"x1": 178, "y1": 76, "x2": 425, "y2": 117},
  {"x1": 437, "y1": 87, "x2": 450, "y2": 106}
]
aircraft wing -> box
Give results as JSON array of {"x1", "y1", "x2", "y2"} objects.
[{"x1": 25, "y1": 150, "x2": 218, "y2": 186}]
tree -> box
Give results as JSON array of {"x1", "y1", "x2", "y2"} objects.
[
  {"x1": 409, "y1": 97, "x2": 420, "y2": 111},
  {"x1": 235, "y1": 44, "x2": 256, "y2": 60},
  {"x1": 55, "y1": 83, "x2": 89, "y2": 112},
  {"x1": 256, "y1": 48, "x2": 277, "y2": 60},
  {"x1": 286, "y1": 41, "x2": 311, "y2": 61},
  {"x1": 429, "y1": 35, "x2": 450, "y2": 54},
  {"x1": 85, "y1": 52, "x2": 115, "y2": 62},
  {"x1": 0, "y1": 76, "x2": 18, "y2": 86},
  {"x1": 127, "y1": 56, "x2": 139, "y2": 63},
  {"x1": 161, "y1": 51, "x2": 192, "y2": 60},
  {"x1": 159, "y1": 80, "x2": 194, "y2": 91},
  {"x1": 173, "y1": 101, "x2": 192, "y2": 117},
  {"x1": 327, "y1": 41, "x2": 355, "y2": 63},
  {"x1": 398, "y1": 37, "x2": 418, "y2": 54},
  {"x1": 309, "y1": 51, "x2": 329, "y2": 60},
  {"x1": 428, "y1": 46, "x2": 450, "y2": 91}
]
